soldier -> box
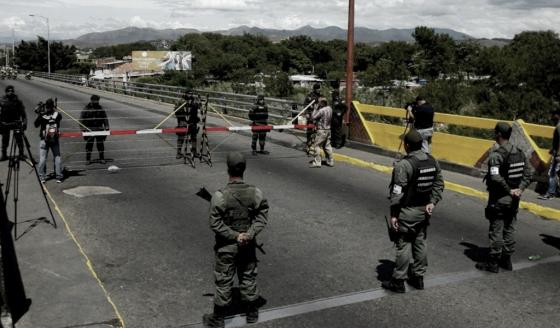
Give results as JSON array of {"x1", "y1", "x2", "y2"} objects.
[
  {"x1": 476, "y1": 122, "x2": 532, "y2": 273},
  {"x1": 80, "y1": 95, "x2": 109, "y2": 165},
  {"x1": 309, "y1": 98, "x2": 334, "y2": 168},
  {"x1": 330, "y1": 90, "x2": 347, "y2": 149},
  {"x1": 0, "y1": 85, "x2": 27, "y2": 160},
  {"x1": 303, "y1": 83, "x2": 322, "y2": 155},
  {"x1": 203, "y1": 152, "x2": 269, "y2": 328},
  {"x1": 406, "y1": 96, "x2": 434, "y2": 154},
  {"x1": 248, "y1": 95, "x2": 269, "y2": 155},
  {"x1": 383, "y1": 129, "x2": 444, "y2": 293},
  {"x1": 174, "y1": 90, "x2": 200, "y2": 158}
]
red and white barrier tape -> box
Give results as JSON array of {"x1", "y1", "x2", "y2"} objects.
[{"x1": 59, "y1": 124, "x2": 314, "y2": 138}]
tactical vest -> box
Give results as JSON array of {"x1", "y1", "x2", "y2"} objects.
[
  {"x1": 487, "y1": 146, "x2": 526, "y2": 190},
  {"x1": 221, "y1": 184, "x2": 257, "y2": 233},
  {"x1": 401, "y1": 155, "x2": 438, "y2": 207}
]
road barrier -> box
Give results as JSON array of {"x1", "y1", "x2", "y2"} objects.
[{"x1": 352, "y1": 101, "x2": 553, "y2": 169}]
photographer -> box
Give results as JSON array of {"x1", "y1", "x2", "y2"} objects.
[
  {"x1": 0, "y1": 85, "x2": 27, "y2": 161},
  {"x1": 34, "y1": 99, "x2": 63, "y2": 183},
  {"x1": 406, "y1": 96, "x2": 434, "y2": 154}
]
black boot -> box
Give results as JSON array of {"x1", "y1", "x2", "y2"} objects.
[
  {"x1": 499, "y1": 254, "x2": 513, "y2": 271},
  {"x1": 476, "y1": 255, "x2": 499, "y2": 273},
  {"x1": 202, "y1": 304, "x2": 226, "y2": 328},
  {"x1": 252, "y1": 149, "x2": 258, "y2": 156},
  {"x1": 176, "y1": 151, "x2": 183, "y2": 159},
  {"x1": 99, "y1": 152, "x2": 106, "y2": 164},
  {"x1": 245, "y1": 300, "x2": 259, "y2": 324},
  {"x1": 86, "y1": 152, "x2": 92, "y2": 165},
  {"x1": 0, "y1": 150, "x2": 7, "y2": 161},
  {"x1": 407, "y1": 275, "x2": 424, "y2": 290},
  {"x1": 381, "y1": 278, "x2": 405, "y2": 293}
]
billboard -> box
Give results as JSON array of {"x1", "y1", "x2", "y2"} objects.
[{"x1": 131, "y1": 51, "x2": 192, "y2": 71}]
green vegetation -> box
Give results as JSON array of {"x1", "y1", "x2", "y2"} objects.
[
  {"x1": 91, "y1": 41, "x2": 157, "y2": 59},
  {"x1": 15, "y1": 37, "x2": 79, "y2": 72}
]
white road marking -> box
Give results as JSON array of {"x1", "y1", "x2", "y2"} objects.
[{"x1": 63, "y1": 186, "x2": 122, "y2": 198}]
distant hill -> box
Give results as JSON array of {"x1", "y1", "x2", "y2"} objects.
[{"x1": 64, "y1": 25, "x2": 475, "y2": 48}]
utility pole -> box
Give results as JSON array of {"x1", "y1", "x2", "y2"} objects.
[
  {"x1": 345, "y1": 0, "x2": 355, "y2": 123},
  {"x1": 11, "y1": 28, "x2": 15, "y2": 67}
]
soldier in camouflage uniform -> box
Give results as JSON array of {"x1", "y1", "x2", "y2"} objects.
[
  {"x1": 175, "y1": 90, "x2": 200, "y2": 158},
  {"x1": 476, "y1": 122, "x2": 532, "y2": 273},
  {"x1": 249, "y1": 95, "x2": 269, "y2": 155},
  {"x1": 203, "y1": 152, "x2": 269, "y2": 328},
  {"x1": 303, "y1": 83, "x2": 322, "y2": 156},
  {"x1": 383, "y1": 129, "x2": 444, "y2": 293}
]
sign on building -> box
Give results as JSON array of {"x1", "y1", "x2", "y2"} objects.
[{"x1": 132, "y1": 51, "x2": 192, "y2": 71}]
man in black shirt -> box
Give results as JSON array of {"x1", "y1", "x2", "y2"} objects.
[
  {"x1": 406, "y1": 96, "x2": 434, "y2": 154},
  {"x1": 0, "y1": 85, "x2": 27, "y2": 160},
  {"x1": 80, "y1": 95, "x2": 109, "y2": 165}
]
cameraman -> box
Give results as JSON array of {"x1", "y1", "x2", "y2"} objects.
[
  {"x1": 34, "y1": 99, "x2": 63, "y2": 183},
  {"x1": 406, "y1": 96, "x2": 434, "y2": 154},
  {"x1": 0, "y1": 85, "x2": 27, "y2": 161}
]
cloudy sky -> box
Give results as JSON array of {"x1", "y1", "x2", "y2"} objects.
[{"x1": 0, "y1": 0, "x2": 559, "y2": 41}]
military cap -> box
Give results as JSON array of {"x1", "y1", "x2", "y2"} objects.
[
  {"x1": 494, "y1": 122, "x2": 512, "y2": 137},
  {"x1": 5, "y1": 85, "x2": 14, "y2": 93},
  {"x1": 90, "y1": 94, "x2": 100, "y2": 101},
  {"x1": 404, "y1": 129, "x2": 423, "y2": 145},
  {"x1": 227, "y1": 152, "x2": 246, "y2": 169},
  {"x1": 257, "y1": 94, "x2": 265, "y2": 100}
]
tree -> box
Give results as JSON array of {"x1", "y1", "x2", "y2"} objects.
[{"x1": 15, "y1": 37, "x2": 77, "y2": 72}]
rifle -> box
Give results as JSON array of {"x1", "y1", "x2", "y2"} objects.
[{"x1": 196, "y1": 187, "x2": 266, "y2": 254}]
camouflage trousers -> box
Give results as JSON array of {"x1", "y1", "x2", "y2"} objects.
[
  {"x1": 485, "y1": 204, "x2": 517, "y2": 256},
  {"x1": 392, "y1": 222, "x2": 428, "y2": 280},
  {"x1": 213, "y1": 245, "x2": 259, "y2": 307},
  {"x1": 251, "y1": 131, "x2": 267, "y2": 151},
  {"x1": 306, "y1": 128, "x2": 316, "y2": 155}
]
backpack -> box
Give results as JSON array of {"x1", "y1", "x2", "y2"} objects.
[{"x1": 43, "y1": 112, "x2": 59, "y2": 144}]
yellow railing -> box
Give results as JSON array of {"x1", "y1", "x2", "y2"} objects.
[{"x1": 354, "y1": 101, "x2": 553, "y2": 167}]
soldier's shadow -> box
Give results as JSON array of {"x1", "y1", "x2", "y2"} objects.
[
  {"x1": 375, "y1": 259, "x2": 395, "y2": 282},
  {"x1": 460, "y1": 242, "x2": 490, "y2": 262},
  {"x1": 224, "y1": 288, "x2": 267, "y2": 317},
  {"x1": 540, "y1": 234, "x2": 560, "y2": 251}
]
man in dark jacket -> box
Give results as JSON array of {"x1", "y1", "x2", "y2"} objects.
[
  {"x1": 175, "y1": 90, "x2": 200, "y2": 158},
  {"x1": 249, "y1": 95, "x2": 269, "y2": 155},
  {"x1": 80, "y1": 95, "x2": 109, "y2": 164},
  {"x1": 0, "y1": 85, "x2": 27, "y2": 160},
  {"x1": 406, "y1": 96, "x2": 434, "y2": 154}
]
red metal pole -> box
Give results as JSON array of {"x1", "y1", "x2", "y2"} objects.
[{"x1": 345, "y1": 0, "x2": 355, "y2": 123}]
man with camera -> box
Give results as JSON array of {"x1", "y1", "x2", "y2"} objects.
[
  {"x1": 34, "y1": 99, "x2": 63, "y2": 183},
  {"x1": 80, "y1": 95, "x2": 109, "y2": 165},
  {"x1": 0, "y1": 85, "x2": 27, "y2": 161},
  {"x1": 406, "y1": 96, "x2": 434, "y2": 154}
]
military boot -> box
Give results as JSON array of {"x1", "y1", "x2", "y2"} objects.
[
  {"x1": 381, "y1": 278, "x2": 405, "y2": 293},
  {"x1": 202, "y1": 304, "x2": 226, "y2": 328},
  {"x1": 245, "y1": 300, "x2": 259, "y2": 324},
  {"x1": 0, "y1": 150, "x2": 7, "y2": 161},
  {"x1": 86, "y1": 152, "x2": 92, "y2": 165},
  {"x1": 407, "y1": 275, "x2": 424, "y2": 290},
  {"x1": 476, "y1": 255, "x2": 499, "y2": 273},
  {"x1": 251, "y1": 148, "x2": 258, "y2": 156},
  {"x1": 499, "y1": 254, "x2": 513, "y2": 271},
  {"x1": 99, "y1": 152, "x2": 106, "y2": 164}
]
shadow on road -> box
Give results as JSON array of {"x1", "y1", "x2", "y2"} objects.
[
  {"x1": 15, "y1": 217, "x2": 53, "y2": 241},
  {"x1": 540, "y1": 234, "x2": 560, "y2": 251},
  {"x1": 376, "y1": 259, "x2": 395, "y2": 282},
  {"x1": 203, "y1": 288, "x2": 267, "y2": 317},
  {"x1": 460, "y1": 242, "x2": 490, "y2": 262}
]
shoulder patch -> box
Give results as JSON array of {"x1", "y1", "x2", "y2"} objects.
[
  {"x1": 392, "y1": 185, "x2": 403, "y2": 195},
  {"x1": 490, "y1": 166, "x2": 500, "y2": 175}
]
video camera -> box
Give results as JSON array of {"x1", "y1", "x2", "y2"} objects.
[
  {"x1": 404, "y1": 102, "x2": 416, "y2": 111},
  {"x1": 34, "y1": 98, "x2": 57, "y2": 115}
]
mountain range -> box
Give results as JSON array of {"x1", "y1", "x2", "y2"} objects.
[{"x1": 63, "y1": 25, "x2": 475, "y2": 48}]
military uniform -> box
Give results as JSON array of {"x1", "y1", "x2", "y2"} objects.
[
  {"x1": 303, "y1": 85, "x2": 321, "y2": 155},
  {"x1": 204, "y1": 152, "x2": 269, "y2": 327},
  {"x1": 175, "y1": 96, "x2": 200, "y2": 158},
  {"x1": 478, "y1": 139, "x2": 531, "y2": 272},
  {"x1": 249, "y1": 96, "x2": 269, "y2": 155},
  {"x1": 385, "y1": 135, "x2": 444, "y2": 292}
]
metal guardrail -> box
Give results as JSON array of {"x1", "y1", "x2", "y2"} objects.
[{"x1": 32, "y1": 72, "x2": 300, "y2": 124}]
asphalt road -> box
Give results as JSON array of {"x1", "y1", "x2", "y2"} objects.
[{"x1": 2, "y1": 78, "x2": 559, "y2": 328}]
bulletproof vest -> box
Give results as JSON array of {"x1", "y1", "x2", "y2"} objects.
[
  {"x1": 401, "y1": 154, "x2": 438, "y2": 207},
  {"x1": 187, "y1": 101, "x2": 200, "y2": 124},
  {"x1": 490, "y1": 146, "x2": 526, "y2": 189},
  {"x1": 221, "y1": 184, "x2": 257, "y2": 233}
]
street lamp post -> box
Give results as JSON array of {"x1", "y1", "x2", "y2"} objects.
[
  {"x1": 345, "y1": 0, "x2": 355, "y2": 123},
  {"x1": 29, "y1": 14, "x2": 50, "y2": 74}
]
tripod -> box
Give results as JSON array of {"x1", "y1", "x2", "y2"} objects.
[{"x1": 3, "y1": 128, "x2": 57, "y2": 239}]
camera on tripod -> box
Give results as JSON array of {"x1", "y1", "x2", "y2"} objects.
[{"x1": 34, "y1": 101, "x2": 47, "y2": 115}]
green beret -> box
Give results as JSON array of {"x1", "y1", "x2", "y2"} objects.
[
  {"x1": 494, "y1": 122, "x2": 512, "y2": 136},
  {"x1": 226, "y1": 152, "x2": 246, "y2": 169},
  {"x1": 404, "y1": 129, "x2": 423, "y2": 145}
]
